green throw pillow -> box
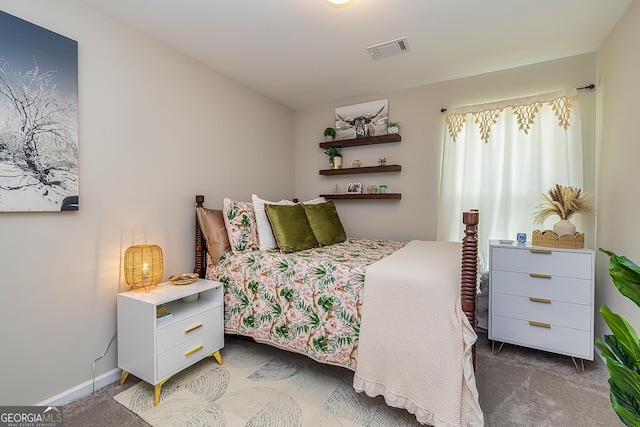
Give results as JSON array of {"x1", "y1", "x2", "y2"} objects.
[
  {"x1": 265, "y1": 204, "x2": 319, "y2": 253},
  {"x1": 304, "y1": 201, "x2": 346, "y2": 246}
]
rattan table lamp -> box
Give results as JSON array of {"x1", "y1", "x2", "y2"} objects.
[{"x1": 124, "y1": 244, "x2": 163, "y2": 291}]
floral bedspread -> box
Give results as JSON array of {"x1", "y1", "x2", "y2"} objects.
[{"x1": 206, "y1": 238, "x2": 406, "y2": 370}]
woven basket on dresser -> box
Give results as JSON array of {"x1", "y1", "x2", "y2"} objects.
[{"x1": 532, "y1": 229, "x2": 584, "y2": 249}]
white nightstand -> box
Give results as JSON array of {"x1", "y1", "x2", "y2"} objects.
[
  {"x1": 117, "y1": 278, "x2": 224, "y2": 405},
  {"x1": 488, "y1": 240, "x2": 595, "y2": 372}
]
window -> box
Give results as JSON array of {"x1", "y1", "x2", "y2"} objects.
[{"x1": 437, "y1": 89, "x2": 584, "y2": 266}]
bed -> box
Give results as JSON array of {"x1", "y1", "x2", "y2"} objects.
[{"x1": 193, "y1": 194, "x2": 482, "y2": 426}]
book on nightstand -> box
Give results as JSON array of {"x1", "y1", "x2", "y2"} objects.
[{"x1": 156, "y1": 305, "x2": 172, "y2": 318}]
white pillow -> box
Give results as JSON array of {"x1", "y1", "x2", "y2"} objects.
[
  {"x1": 252, "y1": 194, "x2": 295, "y2": 250},
  {"x1": 252, "y1": 195, "x2": 327, "y2": 250},
  {"x1": 303, "y1": 197, "x2": 326, "y2": 205}
]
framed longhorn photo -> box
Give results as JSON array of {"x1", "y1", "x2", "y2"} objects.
[{"x1": 335, "y1": 99, "x2": 388, "y2": 140}]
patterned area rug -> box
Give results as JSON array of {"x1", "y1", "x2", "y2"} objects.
[{"x1": 114, "y1": 337, "x2": 422, "y2": 426}]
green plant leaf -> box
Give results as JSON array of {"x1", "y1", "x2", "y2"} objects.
[
  {"x1": 609, "y1": 369, "x2": 640, "y2": 426},
  {"x1": 600, "y1": 305, "x2": 640, "y2": 368},
  {"x1": 605, "y1": 334, "x2": 639, "y2": 371},
  {"x1": 597, "y1": 336, "x2": 624, "y2": 364},
  {"x1": 600, "y1": 248, "x2": 640, "y2": 308}
]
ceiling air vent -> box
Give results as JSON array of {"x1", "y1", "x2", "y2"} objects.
[{"x1": 367, "y1": 37, "x2": 410, "y2": 60}]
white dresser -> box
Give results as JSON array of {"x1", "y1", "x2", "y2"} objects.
[
  {"x1": 117, "y1": 279, "x2": 224, "y2": 405},
  {"x1": 488, "y1": 240, "x2": 595, "y2": 365}
]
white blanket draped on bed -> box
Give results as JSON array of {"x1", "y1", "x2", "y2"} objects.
[{"x1": 353, "y1": 240, "x2": 483, "y2": 427}]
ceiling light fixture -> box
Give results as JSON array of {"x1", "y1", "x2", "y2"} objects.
[{"x1": 326, "y1": 0, "x2": 352, "y2": 7}]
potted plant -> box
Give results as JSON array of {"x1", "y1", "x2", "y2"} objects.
[
  {"x1": 324, "y1": 146, "x2": 342, "y2": 169},
  {"x1": 387, "y1": 121, "x2": 400, "y2": 135},
  {"x1": 532, "y1": 184, "x2": 594, "y2": 236},
  {"x1": 596, "y1": 248, "x2": 640, "y2": 426},
  {"x1": 324, "y1": 127, "x2": 336, "y2": 142}
]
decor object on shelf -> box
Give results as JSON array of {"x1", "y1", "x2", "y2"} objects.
[
  {"x1": 124, "y1": 245, "x2": 164, "y2": 291},
  {"x1": 516, "y1": 233, "x2": 526, "y2": 244},
  {"x1": 332, "y1": 184, "x2": 341, "y2": 194},
  {"x1": 335, "y1": 99, "x2": 388, "y2": 140},
  {"x1": 324, "y1": 146, "x2": 342, "y2": 169},
  {"x1": 333, "y1": 156, "x2": 342, "y2": 169},
  {"x1": 596, "y1": 249, "x2": 640, "y2": 426},
  {"x1": 323, "y1": 127, "x2": 336, "y2": 141},
  {"x1": 351, "y1": 159, "x2": 361, "y2": 168},
  {"x1": 367, "y1": 184, "x2": 378, "y2": 194},
  {"x1": 378, "y1": 157, "x2": 386, "y2": 166},
  {"x1": 181, "y1": 293, "x2": 199, "y2": 303},
  {"x1": 533, "y1": 184, "x2": 594, "y2": 236},
  {"x1": 346, "y1": 182, "x2": 363, "y2": 194},
  {"x1": 532, "y1": 230, "x2": 585, "y2": 249},
  {"x1": 379, "y1": 185, "x2": 387, "y2": 194},
  {"x1": 387, "y1": 121, "x2": 400, "y2": 134},
  {"x1": 169, "y1": 273, "x2": 199, "y2": 286}
]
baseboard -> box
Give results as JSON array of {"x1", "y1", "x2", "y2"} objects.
[{"x1": 36, "y1": 368, "x2": 121, "y2": 406}]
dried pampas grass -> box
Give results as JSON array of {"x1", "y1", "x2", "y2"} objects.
[{"x1": 533, "y1": 184, "x2": 594, "y2": 224}]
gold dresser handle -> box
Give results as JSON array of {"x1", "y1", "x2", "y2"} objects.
[
  {"x1": 185, "y1": 345, "x2": 204, "y2": 357},
  {"x1": 530, "y1": 249, "x2": 552, "y2": 254},
  {"x1": 529, "y1": 273, "x2": 552, "y2": 279},
  {"x1": 529, "y1": 321, "x2": 551, "y2": 328},
  {"x1": 184, "y1": 324, "x2": 203, "y2": 334},
  {"x1": 529, "y1": 297, "x2": 551, "y2": 304}
]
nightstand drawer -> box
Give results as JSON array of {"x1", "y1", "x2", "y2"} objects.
[
  {"x1": 157, "y1": 329, "x2": 223, "y2": 381},
  {"x1": 491, "y1": 316, "x2": 592, "y2": 359},
  {"x1": 156, "y1": 306, "x2": 221, "y2": 353},
  {"x1": 491, "y1": 270, "x2": 591, "y2": 304},
  {"x1": 491, "y1": 247, "x2": 592, "y2": 279},
  {"x1": 491, "y1": 293, "x2": 590, "y2": 330}
]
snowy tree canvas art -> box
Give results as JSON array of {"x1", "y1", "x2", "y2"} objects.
[{"x1": 0, "y1": 11, "x2": 78, "y2": 212}]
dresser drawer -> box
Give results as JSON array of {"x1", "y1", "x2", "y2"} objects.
[
  {"x1": 491, "y1": 270, "x2": 591, "y2": 304},
  {"x1": 157, "y1": 329, "x2": 223, "y2": 381},
  {"x1": 491, "y1": 316, "x2": 592, "y2": 359},
  {"x1": 157, "y1": 306, "x2": 221, "y2": 353},
  {"x1": 491, "y1": 293, "x2": 590, "y2": 330},
  {"x1": 491, "y1": 247, "x2": 592, "y2": 279}
]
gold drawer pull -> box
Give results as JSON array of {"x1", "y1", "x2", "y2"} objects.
[
  {"x1": 184, "y1": 324, "x2": 203, "y2": 334},
  {"x1": 529, "y1": 297, "x2": 551, "y2": 304},
  {"x1": 529, "y1": 321, "x2": 551, "y2": 328},
  {"x1": 185, "y1": 345, "x2": 204, "y2": 357},
  {"x1": 530, "y1": 249, "x2": 552, "y2": 254},
  {"x1": 529, "y1": 273, "x2": 552, "y2": 279}
]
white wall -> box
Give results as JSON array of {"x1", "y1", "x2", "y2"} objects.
[
  {"x1": 0, "y1": 0, "x2": 293, "y2": 405},
  {"x1": 595, "y1": 0, "x2": 640, "y2": 341},
  {"x1": 294, "y1": 54, "x2": 597, "y2": 243}
]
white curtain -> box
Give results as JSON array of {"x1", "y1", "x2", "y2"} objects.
[{"x1": 437, "y1": 89, "x2": 584, "y2": 269}]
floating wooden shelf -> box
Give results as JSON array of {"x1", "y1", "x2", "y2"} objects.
[
  {"x1": 319, "y1": 164, "x2": 401, "y2": 175},
  {"x1": 320, "y1": 193, "x2": 401, "y2": 200},
  {"x1": 319, "y1": 133, "x2": 401, "y2": 149}
]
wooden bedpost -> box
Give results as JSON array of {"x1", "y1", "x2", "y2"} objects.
[
  {"x1": 461, "y1": 210, "x2": 479, "y2": 366},
  {"x1": 195, "y1": 195, "x2": 206, "y2": 278}
]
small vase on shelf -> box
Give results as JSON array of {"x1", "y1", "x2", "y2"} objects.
[
  {"x1": 331, "y1": 156, "x2": 342, "y2": 169},
  {"x1": 553, "y1": 219, "x2": 576, "y2": 236}
]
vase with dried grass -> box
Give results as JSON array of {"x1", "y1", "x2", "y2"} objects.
[{"x1": 533, "y1": 184, "x2": 595, "y2": 236}]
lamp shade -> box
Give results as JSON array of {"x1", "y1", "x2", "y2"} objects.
[{"x1": 124, "y1": 245, "x2": 163, "y2": 289}]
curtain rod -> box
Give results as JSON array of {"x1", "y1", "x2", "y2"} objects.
[{"x1": 439, "y1": 84, "x2": 595, "y2": 113}]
